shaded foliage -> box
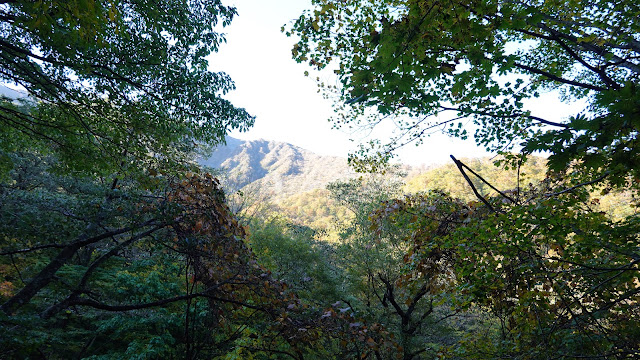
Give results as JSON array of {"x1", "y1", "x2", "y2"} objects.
[
  {"x1": 0, "y1": 0, "x2": 254, "y2": 176},
  {"x1": 367, "y1": 174, "x2": 640, "y2": 358},
  {"x1": 288, "y1": 0, "x2": 639, "y2": 187}
]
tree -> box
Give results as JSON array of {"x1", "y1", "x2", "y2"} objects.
[
  {"x1": 454, "y1": 178, "x2": 639, "y2": 358},
  {"x1": 0, "y1": 3, "x2": 403, "y2": 357},
  {"x1": 0, "y1": 2, "x2": 273, "y2": 358},
  {"x1": 348, "y1": 173, "x2": 639, "y2": 359},
  {"x1": 248, "y1": 215, "x2": 343, "y2": 305},
  {"x1": 287, "y1": 0, "x2": 639, "y2": 185},
  {"x1": 328, "y1": 172, "x2": 464, "y2": 359},
  {"x1": 289, "y1": 2, "x2": 640, "y2": 358},
  {"x1": 0, "y1": 158, "x2": 368, "y2": 359},
  {"x1": 0, "y1": 0, "x2": 254, "y2": 175}
]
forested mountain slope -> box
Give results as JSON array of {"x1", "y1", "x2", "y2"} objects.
[
  {"x1": 201, "y1": 137, "x2": 553, "y2": 204},
  {"x1": 199, "y1": 137, "x2": 355, "y2": 200},
  {"x1": 201, "y1": 139, "x2": 561, "y2": 228}
]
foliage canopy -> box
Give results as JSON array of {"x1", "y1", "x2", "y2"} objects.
[
  {"x1": 289, "y1": 1, "x2": 640, "y2": 358},
  {"x1": 0, "y1": 2, "x2": 403, "y2": 358},
  {"x1": 288, "y1": 0, "x2": 639, "y2": 185},
  {"x1": 0, "y1": 0, "x2": 254, "y2": 175}
]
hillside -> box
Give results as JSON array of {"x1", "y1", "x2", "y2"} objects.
[
  {"x1": 199, "y1": 137, "x2": 355, "y2": 201},
  {"x1": 201, "y1": 138, "x2": 637, "y2": 230},
  {"x1": 199, "y1": 139, "x2": 560, "y2": 229}
]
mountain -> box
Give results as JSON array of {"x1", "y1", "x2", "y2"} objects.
[
  {"x1": 198, "y1": 138, "x2": 565, "y2": 229},
  {"x1": 199, "y1": 137, "x2": 355, "y2": 201},
  {"x1": 0, "y1": 85, "x2": 27, "y2": 99}
]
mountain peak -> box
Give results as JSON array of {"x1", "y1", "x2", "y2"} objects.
[{"x1": 199, "y1": 137, "x2": 353, "y2": 199}]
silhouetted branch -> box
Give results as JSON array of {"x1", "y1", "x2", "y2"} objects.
[{"x1": 450, "y1": 155, "x2": 497, "y2": 212}]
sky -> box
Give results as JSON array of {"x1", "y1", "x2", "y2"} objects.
[
  {"x1": 208, "y1": 0, "x2": 581, "y2": 166},
  {"x1": 207, "y1": 0, "x2": 495, "y2": 166}
]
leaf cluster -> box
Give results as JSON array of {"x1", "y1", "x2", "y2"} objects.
[
  {"x1": 288, "y1": 0, "x2": 639, "y2": 186},
  {"x1": 0, "y1": 0, "x2": 254, "y2": 176}
]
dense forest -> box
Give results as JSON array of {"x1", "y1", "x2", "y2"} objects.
[{"x1": 1, "y1": 0, "x2": 638, "y2": 359}]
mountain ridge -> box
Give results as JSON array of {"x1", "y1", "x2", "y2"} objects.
[{"x1": 199, "y1": 137, "x2": 355, "y2": 201}]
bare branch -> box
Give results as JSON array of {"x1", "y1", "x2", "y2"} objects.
[
  {"x1": 544, "y1": 172, "x2": 609, "y2": 197},
  {"x1": 450, "y1": 155, "x2": 497, "y2": 212},
  {"x1": 0, "y1": 243, "x2": 66, "y2": 256},
  {"x1": 1, "y1": 219, "x2": 163, "y2": 315},
  {"x1": 513, "y1": 62, "x2": 607, "y2": 91},
  {"x1": 457, "y1": 157, "x2": 518, "y2": 204}
]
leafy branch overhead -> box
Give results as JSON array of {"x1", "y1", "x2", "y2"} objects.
[
  {"x1": 0, "y1": 0, "x2": 254, "y2": 175},
  {"x1": 287, "y1": 0, "x2": 639, "y2": 185}
]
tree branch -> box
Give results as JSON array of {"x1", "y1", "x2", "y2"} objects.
[
  {"x1": 513, "y1": 62, "x2": 607, "y2": 91},
  {"x1": 515, "y1": 27, "x2": 622, "y2": 89},
  {"x1": 378, "y1": 274, "x2": 406, "y2": 319},
  {"x1": 544, "y1": 172, "x2": 609, "y2": 197},
  {"x1": 0, "y1": 242, "x2": 66, "y2": 256},
  {"x1": 457, "y1": 157, "x2": 518, "y2": 204},
  {"x1": 536, "y1": 22, "x2": 640, "y2": 75},
  {"x1": 450, "y1": 155, "x2": 497, "y2": 212},
  {"x1": 405, "y1": 283, "x2": 429, "y2": 323},
  {"x1": 40, "y1": 224, "x2": 165, "y2": 319},
  {"x1": 69, "y1": 291, "x2": 272, "y2": 313},
  {"x1": 441, "y1": 106, "x2": 571, "y2": 129},
  {"x1": 1, "y1": 219, "x2": 162, "y2": 315}
]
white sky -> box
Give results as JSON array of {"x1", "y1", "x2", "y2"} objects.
[{"x1": 208, "y1": 0, "x2": 580, "y2": 166}]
